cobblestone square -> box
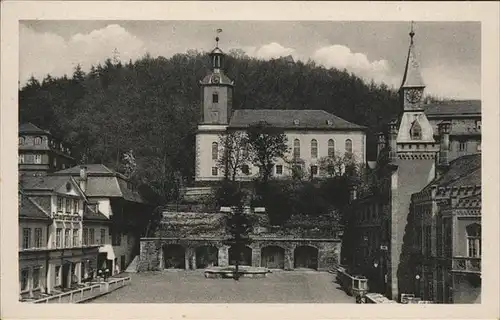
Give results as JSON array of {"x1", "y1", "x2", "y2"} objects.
[{"x1": 89, "y1": 271, "x2": 355, "y2": 303}]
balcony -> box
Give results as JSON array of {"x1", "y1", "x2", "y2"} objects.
[{"x1": 452, "y1": 257, "x2": 481, "y2": 274}]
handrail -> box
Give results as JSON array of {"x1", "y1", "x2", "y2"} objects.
[{"x1": 30, "y1": 276, "x2": 131, "y2": 303}]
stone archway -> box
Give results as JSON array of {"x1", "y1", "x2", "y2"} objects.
[
  {"x1": 261, "y1": 246, "x2": 285, "y2": 269},
  {"x1": 163, "y1": 244, "x2": 185, "y2": 269},
  {"x1": 229, "y1": 245, "x2": 252, "y2": 266},
  {"x1": 195, "y1": 245, "x2": 219, "y2": 268},
  {"x1": 294, "y1": 245, "x2": 318, "y2": 270}
]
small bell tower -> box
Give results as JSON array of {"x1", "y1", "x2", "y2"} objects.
[{"x1": 199, "y1": 29, "x2": 234, "y2": 125}]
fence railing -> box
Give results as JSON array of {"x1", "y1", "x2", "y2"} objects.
[{"x1": 31, "y1": 277, "x2": 131, "y2": 304}]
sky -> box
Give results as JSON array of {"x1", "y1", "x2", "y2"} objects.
[{"x1": 19, "y1": 21, "x2": 481, "y2": 99}]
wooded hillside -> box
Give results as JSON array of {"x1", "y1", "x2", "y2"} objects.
[{"x1": 19, "y1": 50, "x2": 402, "y2": 203}]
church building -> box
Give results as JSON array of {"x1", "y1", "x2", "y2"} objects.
[{"x1": 195, "y1": 37, "x2": 367, "y2": 182}]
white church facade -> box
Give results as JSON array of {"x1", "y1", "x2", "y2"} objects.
[{"x1": 195, "y1": 39, "x2": 367, "y2": 182}]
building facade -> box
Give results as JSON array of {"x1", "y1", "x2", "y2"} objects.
[
  {"x1": 19, "y1": 176, "x2": 100, "y2": 300},
  {"x1": 344, "y1": 27, "x2": 482, "y2": 302},
  {"x1": 51, "y1": 164, "x2": 151, "y2": 275},
  {"x1": 410, "y1": 154, "x2": 481, "y2": 303},
  {"x1": 18, "y1": 123, "x2": 76, "y2": 177},
  {"x1": 195, "y1": 40, "x2": 366, "y2": 182}
]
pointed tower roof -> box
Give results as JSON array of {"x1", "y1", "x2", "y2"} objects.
[{"x1": 401, "y1": 22, "x2": 425, "y2": 89}]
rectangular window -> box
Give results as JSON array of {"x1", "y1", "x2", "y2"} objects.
[
  {"x1": 56, "y1": 228, "x2": 62, "y2": 248},
  {"x1": 73, "y1": 229, "x2": 79, "y2": 247},
  {"x1": 65, "y1": 199, "x2": 71, "y2": 213},
  {"x1": 20, "y1": 268, "x2": 29, "y2": 292},
  {"x1": 112, "y1": 231, "x2": 122, "y2": 246},
  {"x1": 89, "y1": 229, "x2": 95, "y2": 245},
  {"x1": 73, "y1": 200, "x2": 78, "y2": 214},
  {"x1": 212, "y1": 93, "x2": 219, "y2": 103},
  {"x1": 459, "y1": 141, "x2": 467, "y2": 152},
  {"x1": 19, "y1": 154, "x2": 25, "y2": 164},
  {"x1": 477, "y1": 142, "x2": 481, "y2": 152},
  {"x1": 310, "y1": 165, "x2": 318, "y2": 175},
  {"x1": 475, "y1": 120, "x2": 481, "y2": 130},
  {"x1": 83, "y1": 228, "x2": 88, "y2": 246},
  {"x1": 22, "y1": 228, "x2": 31, "y2": 249},
  {"x1": 34, "y1": 228, "x2": 42, "y2": 248},
  {"x1": 34, "y1": 154, "x2": 42, "y2": 164},
  {"x1": 57, "y1": 197, "x2": 63, "y2": 213},
  {"x1": 425, "y1": 225, "x2": 432, "y2": 256},
  {"x1": 32, "y1": 267, "x2": 40, "y2": 289},
  {"x1": 100, "y1": 229, "x2": 106, "y2": 245},
  {"x1": 64, "y1": 229, "x2": 70, "y2": 247},
  {"x1": 55, "y1": 266, "x2": 61, "y2": 286},
  {"x1": 467, "y1": 238, "x2": 481, "y2": 257},
  {"x1": 275, "y1": 165, "x2": 283, "y2": 175},
  {"x1": 211, "y1": 167, "x2": 218, "y2": 176}
]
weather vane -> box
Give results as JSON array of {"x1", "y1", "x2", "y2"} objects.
[{"x1": 216, "y1": 28, "x2": 223, "y2": 47}]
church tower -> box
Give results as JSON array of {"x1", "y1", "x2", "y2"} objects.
[
  {"x1": 199, "y1": 35, "x2": 234, "y2": 125},
  {"x1": 195, "y1": 32, "x2": 234, "y2": 181},
  {"x1": 382, "y1": 23, "x2": 440, "y2": 300}
]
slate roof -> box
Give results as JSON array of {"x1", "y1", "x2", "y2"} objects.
[
  {"x1": 425, "y1": 100, "x2": 481, "y2": 117},
  {"x1": 83, "y1": 205, "x2": 110, "y2": 222},
  {"x1": 228, "y1": 109, "x2": 366, "y2": 130},
  {"x1": 52, "y1": 164, "x2": 146, "y2": 203},
  {"x1": 200, "y1": 71, "x2": 234, "y2": 86},
  {"x1": 401, "y1": 38, "x2": 425, "y2": 88},
  {"x1": 21, "y1": 175, "x2": 80, "y2": 192},
  {"x1": 423, "y1": 154, "x2": 481, "y2": 192},
  {"x1": 19, "y1": 193, "x2": 51, "y2": 220},
  {"x1": 19, "y1": 122, "x2": 51, "y2": 135}
]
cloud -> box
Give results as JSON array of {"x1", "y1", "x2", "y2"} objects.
[
  {"x1": 422, "y1": 65, "x2": 480, "y2": 100},
  {"x1": 241, "y1": 42, "x2": 298, "y2": 60},
  {"x1": 20, "y1": 24, "x2": 147, "y2": 84},
  {"x1": 312, "y1": 45, "x2": 400, "y2": 87}
]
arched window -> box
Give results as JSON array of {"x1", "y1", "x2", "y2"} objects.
[
  {"x1": 19, "y1": 137, "x2": 25, "y2": 145},
  {"x1": 328, "y1": 139, "x2": 335, "y2": 158},
  {"x1": 466, "y1": 223, "x2": 481, "y2": 257},
  {"x1": 410, "y1": 121, "x2": 422, "y2": 140},
  {"x1": 310, "y1": 139, "x2": 318, "y2": 159},
  {"x1": 293, "y1": 139, "x2": 300, "y2": 158},
  {"x1": 34, "y1": 136, "x2": 42, "y2": 145},
  {"x1": 345, "y1": 139, "x2": 353, "y2": 154},
  {"x1": 211, "y1": 142, "x2": 218, "y2": 160}
]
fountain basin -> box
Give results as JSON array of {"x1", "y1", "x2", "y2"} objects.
[{"x1": 204, "y1": 266, "x2": 269, "y2": 279}]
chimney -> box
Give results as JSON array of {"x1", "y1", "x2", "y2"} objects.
[
  {"x1": 388, "y1": 119, "x2": 399, "y2": 163},
  {"x1": 437, "y1": 120, "x2": 451, "y2": 171},
  {"x1": 79, "y1": 165, "x2": 87, "y2": 192},
  {"x1": 377, "y1": 132, "x2": 386, "y2": 159}
]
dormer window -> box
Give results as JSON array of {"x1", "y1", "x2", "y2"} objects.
[
  {"x1": 410, "y1": 121, "x2": 422, "y2": 140},
  {"x1": 293, "y1": 119, "x2": 300, "y2": 125},
  {"x1": 19, "y1": 137, "x2": 25, "y2": 145},
  {"x1": 212, "y1": 93, "x2": 219, "y2": 103},
  {"x1": 326, "y1": 120, "x2": 333, "y2": 125},
  {"x1": 34, "y1": 136, "x2": 42, "y2": 145}
]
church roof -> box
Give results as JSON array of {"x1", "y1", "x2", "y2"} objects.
[
  {"x1": 401, "y1": 29, "x2": 425, "y2": 88},
  {"x1": 228, "y1": 109, "x2": 366, "y2": 130},
  {"x1": 424, "y1": 100, "x2": 481, "y2": 117}
]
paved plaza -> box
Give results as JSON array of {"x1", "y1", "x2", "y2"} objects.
[{"x1": 88, "y1": 270, "x2": 355, "y2": 303}]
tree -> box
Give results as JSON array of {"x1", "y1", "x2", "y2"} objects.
[
  {"x1": 318, "y1": 153, "x2": 361, "y2": 178},
  {"x1": 217, "y1": 130, "x2": 251, "y2": 181},
  {"x1": 221, "y1": 183, "x2": 252, "y2": 280},
  {"x1": 245, "y1": 121, "x2": 288, "y2": 185},
  {"x1": 121, "y1": 149, "x2": 137, "y2": 178}
]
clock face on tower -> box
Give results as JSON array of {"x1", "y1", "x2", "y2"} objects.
[{"x1": 405, "y1": 89, "x2": 423, "y2": 104}]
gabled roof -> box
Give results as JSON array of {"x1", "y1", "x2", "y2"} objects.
[
  {"x1": 424, "y1": 100, "x2": 481, "y2": 117},
  {"x1": 19, "y1": 193, "x2": 51, "y2": 220},
  {"x1": 20, "y1": 175, "x2": 85, "y2": 198},
  {"x1": 228, "y1": 109, "x2": 366, "y2": 130},
  {"x1": 19, "y1": 122, "x2": 51, "y2": 135},
  {"x1": 52, "y1": 164, "x2": 146, "y2": 203},
  {"x1": 55, "y1": 164, "x2": 116, "y2": 176}
]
